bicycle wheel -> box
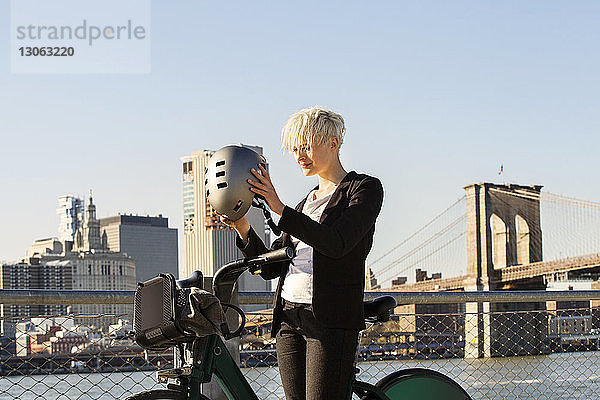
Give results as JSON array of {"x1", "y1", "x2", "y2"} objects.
[
  {"x1": 374, "y1": 368, "x2": 472, "y2": 400},
  {"x1": 124, "y1": 389, "x2": 204, "y2": 400}
]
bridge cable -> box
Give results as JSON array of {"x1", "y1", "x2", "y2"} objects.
[
  {"x1": 372, "y1": 214, "x2": 467, "y2": 281},
  {"x1": 368, "y1": 195, "x2": 466, "y2": 267}
]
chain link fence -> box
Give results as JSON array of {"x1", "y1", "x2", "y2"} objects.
[{"x1": 1, "y1": 291, "x2": 600, "y2": 399}]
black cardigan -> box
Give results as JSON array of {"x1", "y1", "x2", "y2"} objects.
[{"x1": 236, "y1": 171, "x2": 384, "y2": 336}]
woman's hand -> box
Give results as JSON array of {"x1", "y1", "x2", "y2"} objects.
[
  {"x1": 219, "y1": 215, "x2": 251, "y2": 244},
  {"x1": 248, "y1": 164, "x2": 285, "y2": 216}
]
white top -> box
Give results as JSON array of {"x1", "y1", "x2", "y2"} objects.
[{"x1": 281, "y1": 188, "x2": 335, "y2": 304}]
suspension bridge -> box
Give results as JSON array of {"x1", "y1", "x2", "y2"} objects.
[{"x1": 367, "y1": 182, "x2": 600, "y2": 292}]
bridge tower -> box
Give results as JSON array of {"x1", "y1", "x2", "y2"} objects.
[
  {"x1": 464, "y1": 182, "x2": 543, "y2": 290},
  {"x1": 463, "y1": 183, "x2": 548, "y2": 358}
]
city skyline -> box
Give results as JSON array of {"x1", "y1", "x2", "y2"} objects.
[
  {"x1": 2, "y1": 191, "x2": 173, "y2": 257},
  {"x1": 1, "y1": 1, "x2": 599, "y2": 270}
]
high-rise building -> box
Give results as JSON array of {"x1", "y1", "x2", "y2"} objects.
[
  {"x1": 99, "y1": 214, "x2": 178, "y2": 283},
  {"x1": 56, "y1": 195, "x2": 84, "y2": 243},
  {"x1": 180, "y1": 145, "x2": 271, "y2": 294},
  {"x1": 0, "y1": 260, "x2": 73, "y2": 335}
]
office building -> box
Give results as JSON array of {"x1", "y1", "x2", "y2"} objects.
[
  {"x1": 63, "y1": 251, "x2": 136, "y2": 326},
  {"x1": 180, "y1": 145, "x2": 271, "y2": 295},
  {"x1": 26, "y1": 237, "x2": 63, "y2": 259},
  {"x1": 1, "y1": 250, "x2": 135, "y2": 333},
  {"x1": 56, "y1": 195, "x2": 84, "y2": 243},
  {"x1": 0, "y1": 261, "x2": 73, "y2": 335},
  {"x1": 99, "y1": 214, "x2": 178, "y2": 283}
]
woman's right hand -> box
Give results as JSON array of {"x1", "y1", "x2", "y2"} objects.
[{"x1": 219, "y1": 215, "x2": 251, "y2": 244}]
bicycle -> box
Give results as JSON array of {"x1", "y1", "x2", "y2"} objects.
[{"x1": 126, "y1": 247, "x2": 472, "y2": 400}]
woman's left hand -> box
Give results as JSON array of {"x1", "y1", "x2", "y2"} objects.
[{"x1": 248, "y1": 164, "x2": 285, "y2": 216}]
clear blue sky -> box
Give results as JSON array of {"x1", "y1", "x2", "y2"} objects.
[{"x1": 1, "y1": 1, "x2": 599, "y2": 274}]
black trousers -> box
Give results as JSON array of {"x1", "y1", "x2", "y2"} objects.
[{"x1": 276, "y1": 300, "x2": 359, "y2": 400}]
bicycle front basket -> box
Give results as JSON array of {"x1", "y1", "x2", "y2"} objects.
[{"x1": 133, "y1": 273, "x2": 190, "y2": 350}]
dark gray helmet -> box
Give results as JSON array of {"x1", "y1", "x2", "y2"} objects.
[{"x1": 205, "y1": 145, "x2": 266, "y2": 221}]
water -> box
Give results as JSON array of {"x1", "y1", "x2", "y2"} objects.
[
  {"x1": 1, "y1": 352, "x2": 599, "y2": 399},
  {"x1": 357, "y1": 352, "x2": 600, "y2": 400}
]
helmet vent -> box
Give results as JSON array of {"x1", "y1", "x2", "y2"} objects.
[
  {"x1": 216, "y1": 160, "x2": 226, "y2": 167},
  {"x1": 205, "y1": 179, "x2": 208, "y2": 185},
  {"x1": 217, "y1": 182, "x2": 228, "y2": 189},
  {"x1": 233, "y1": 200, "x2": 244, "y2": 213},
  {"x1": 206, "y1": 189, "x2": 210, "y2": 197},
  {"x1": 216, "y1": 171, "x2": 225, "y2": 177}
]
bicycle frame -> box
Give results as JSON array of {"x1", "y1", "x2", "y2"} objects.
[
  {"x1": 174, "y1": 333, "x2": 392, "y2": 400},
  {"x1": 187, "y1": 335, "x2": 397, "y2": 400},
  {"x1": 183, "y1": 334, "x2": 258, "y2": 400}
]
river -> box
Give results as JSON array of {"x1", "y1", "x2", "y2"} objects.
[{"x1": 1, "y1": 352, "x2": 598, "y2": 399}]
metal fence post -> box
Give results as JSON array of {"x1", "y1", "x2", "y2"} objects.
[{"x1": 464, "y1": 301, "x2": 491, "y2": 358}]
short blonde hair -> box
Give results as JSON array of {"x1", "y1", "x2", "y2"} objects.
[{"x1": 281, "y1": 106, "x2": 345, "y2": 153}]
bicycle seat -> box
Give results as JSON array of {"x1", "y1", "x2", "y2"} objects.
[{"x1": 363, "y1": 296, "x2": 397, "y2": 323}]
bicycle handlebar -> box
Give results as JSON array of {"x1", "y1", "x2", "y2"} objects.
[
  {"x1": 177, "y1": 270, "x2": 204, "y2": 289},
  {"x1": 213, "y1": 246, "x2": 295, "y2": 304},
  {"x1": 246, "y1": 247, "x2": 294, "y2": 274}
]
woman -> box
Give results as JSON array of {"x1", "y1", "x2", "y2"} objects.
[{"x1": 222, "y1": 106, "x2": 383, "y2": 400}]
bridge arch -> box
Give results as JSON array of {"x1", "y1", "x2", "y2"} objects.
[
  {"x1": 464, "y1": 183, "x2": 543, "y2": 290},
  {"x1": 515, "y1": 214, "x2": 530, "y2": 265},
  {"x1": 490, "y1": 213, "x2": 508, "y2": 268}
]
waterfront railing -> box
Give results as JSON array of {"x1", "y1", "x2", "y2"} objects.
[{"x1": 1, "y1": 289, "x2": 600, "y2": 399}]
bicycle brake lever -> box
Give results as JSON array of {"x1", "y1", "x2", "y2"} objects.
[{"x1": 248, "y1": 265, "x2": 262, "y2": 275}]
